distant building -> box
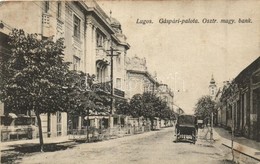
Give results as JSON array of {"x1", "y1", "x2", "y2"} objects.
[
  {"x1": 174, "y1": 106, "x2": 184, "y2": 115},
  {"x1": 125, "y1": 56, "x2": 159, "y2": 99},
  {"x1": 209, "y1": 75, "x2": 217, "y2": 99},
  {"x1": 215, "y1": 81, "x2": 231, "y2": 127},
  {"x1": 157, "y1": 84, "x2": 174, "y2": 112}
]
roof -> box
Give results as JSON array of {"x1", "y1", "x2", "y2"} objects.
[
  {"x1": 110, "y1": 17, "x2": 121, "y2": 29},
  {"x1": 234, "y1": 56, "x2": 260, "y2": 84},
  {"x1": 79, "y1": 1, "x2": 130, "y2": 49},
  {"x1": 127, "y1": 69, "x2": 159, "y2": 86}
]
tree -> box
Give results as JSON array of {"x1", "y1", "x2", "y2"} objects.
[
  {"x1": 161, "y1": 106, "x2": 175, "y2": 120},
  {"x1": 129, "y1": 92, "x2": 161, "y2": 130},
  {"x1": 66, "y1": 71, "x2": 110, "y2": 131},
  {"x1": 115, "y1": 99, "x2": 130, "y2": 116},
  {"x1": 116, "y1": 92, "x2": 175, "y2": 129},
  {"x1": 129, "y1": 94, "x2": 143, "y2": 118},
  {"x1": 0, "y1": 29, "x2": 70, "y2": 152},
  {"x1": 194, "y1": 95, "x2": 216, "y2": 122}
]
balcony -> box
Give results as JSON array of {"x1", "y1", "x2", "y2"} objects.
[
  {"x1": 96, "y1": 47, "x2": 110, "y2": 62},
  {"x1": 92, "y1": 81, "x2": 125, "y2": 98},
  {"x1": 92, "y1": 81, "x2": 111, "y2": 93},
  {"x1": 114, "y1": 88, "x2": 125, "y2": 98}
]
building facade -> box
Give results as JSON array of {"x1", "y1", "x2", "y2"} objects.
[
  {"x1": 157, "y1": 84, "x2": 174, "y2": 112},
  {"x1": 125, "y1": 56, "x2": 159, "y2": 99},
  {"x1": 218, "y1": 57, "x2": 260, "y2": 141},
  {"x1": 0, "y1": 0, "x2": 130, "y2": 141},
  {"x1": 209, "y1": 75, "x2": 217, "y2": 99},
  {"x1": 0, "y1": 1, "x2": 69, "y2": 139}
]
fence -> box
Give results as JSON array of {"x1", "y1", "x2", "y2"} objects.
[{"x1": 68, "y1": 125, "x2": 151, "y2": 142}]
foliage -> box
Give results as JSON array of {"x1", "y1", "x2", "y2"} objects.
[
  {"x1": 0, "y1": 29, "x2": 70, "y2": 113},
  {"x1": 115, "y1": 92, "x2": 175, "y2": 129},
  {"x1": 129, "y1": 93, "x2": 143, "y2": 117},
  {"x1": 161, "y1": 106, "x2": 176, "y2": 120},
  {"x1": 0, "y1": 29, "x2": 71, "y2": 151},
  {"x1": 194, "y1": 95, "x2": 216, "y2": 121},
  {"x1": 66, "y1": 71, "x2": 110, "y2": 116},
  {"x1": 115, "y1": 99, "x2": 131, "y2": 115}
]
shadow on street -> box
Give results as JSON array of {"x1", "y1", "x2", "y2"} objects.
[{"x1": 1, "y1": 142, "x2": 78, "y2": 164}]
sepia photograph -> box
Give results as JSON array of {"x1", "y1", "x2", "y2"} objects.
[{"x1": 0, "y1": 0, "x2": 259, "y2": 163}]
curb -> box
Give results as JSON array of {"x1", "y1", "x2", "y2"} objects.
[
  {"x1": 213, "y1": 128, "x2": 260, "y2": 162},
  {"x1": 222, "y1": 142, "x2": 260, "y2": 162}
]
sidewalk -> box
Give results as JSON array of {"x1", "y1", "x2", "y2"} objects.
[
  {"x1": 213, "y1": 127, "x2": 260, "y2": 162},
  {"x1": 0, "y1": 135, "x2": 72, "y2": 151}
]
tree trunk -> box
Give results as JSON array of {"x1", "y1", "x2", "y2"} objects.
[
  {"x1": 150, "y1": 118, "x2": 154, "y2": 130},
  {"x1": 86, "y1": 108, "x2": 89, "y2": 142},
  {"x1": 47, "y1": 112, "x2": 51, "y2": 138},
  {"x1": 36, "y1": 112, "x2": 44, "y2": 152}
]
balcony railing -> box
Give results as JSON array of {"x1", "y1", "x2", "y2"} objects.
[
  {"x1": 92, "y1": 81, "x2": 125, "y2": 98},
  {"x1": 114, "y1": 88, "x2": 125, "y2": 97},
  {"x1": 92, "y1": 81, "x2": 111, "y2": 93}
]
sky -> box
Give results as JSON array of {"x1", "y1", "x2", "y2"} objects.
[{"x1": 99, "y1": 0, "x2": 259, "y2": 114}]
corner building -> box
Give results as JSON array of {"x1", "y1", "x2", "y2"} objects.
[{"x1": 0, "y1": 0, "x2": 130, "y2": 141}]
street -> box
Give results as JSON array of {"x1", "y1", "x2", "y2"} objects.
[{"x1": 16, "y1": 128, "x2": 230, "y2": 164}]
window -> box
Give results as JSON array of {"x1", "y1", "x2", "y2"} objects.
[
  {"x1": 116, "y1": 78, "x2": 121, "y2": 89},
  {"x1": 73, "y1": 15, "x2": 81, "y2": 38},
  {"x1": 144, "y1": 85, "x2": 148, "y2": 92},
  {"x1": 44, "y1": 1, "x2": 49, "y2": 13},
  {"x1": 73, "y1": 56, "x2": 80, "y2": 71},
  {"x1": 116, "y1": 56, "x2": 121, "y2": 65},
  {"x1": 96, "y1": 32, "x2": 104, "y2": 47},
  {"x1": 57, "y1": 2, "x2": 61, "y2": 19}
]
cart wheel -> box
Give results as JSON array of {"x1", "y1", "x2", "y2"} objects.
[
  {"x1": 192, "y1": 131, "x2": 196, "y2": 144},
  {"x1": 175, "y1": 130, "x2": 180, "y2": 142}
]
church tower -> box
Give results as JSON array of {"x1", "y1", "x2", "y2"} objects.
[{"x1": 209, "y1": 75, "x2": 217, "y2": 99}]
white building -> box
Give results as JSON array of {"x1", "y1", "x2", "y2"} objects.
[{"x1": 0, "y1": 0, "x2": 130, "y2": 140}]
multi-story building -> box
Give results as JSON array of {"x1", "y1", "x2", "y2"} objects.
[
  {"x1": 125, "y1": 56, "x2": 176, "y2": 128},
  {"x1": 0, "y1": 0, "x2": 130, "y2": 141},
  {"x1": 0, "y1": 1, "x2": 70, "y2": 139},
  {"x1": 81, "y1": 1, "x2": 130, "y2": 129},
  {"x1": 157, "y1": 84, "x2": 174, "y2": 127},
  {"x1": 157, "y1": 84, "x2": 174, "y2": 111},
  {"x1": 125, "y1": 56, "x2": 159, "y2": 99}
]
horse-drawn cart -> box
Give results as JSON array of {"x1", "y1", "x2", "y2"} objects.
[{"x1": 175, "y1": 114, "x2": 198, "y2": 144}]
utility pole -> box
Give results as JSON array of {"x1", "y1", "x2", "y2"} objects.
[
  {"x1": 107, "y1": 43, "x2": 120, "y2": 128},
  {"x1": 210, "y1": 111, "x2": 213, "y2": 141}
]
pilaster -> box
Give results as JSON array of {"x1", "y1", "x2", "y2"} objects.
[
  {"x1": 85, "y1": 17, "x2": 93, "y2": 74},
  {"x1": 92, "y1": 26, "x2": 97, "y2": 75}
]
